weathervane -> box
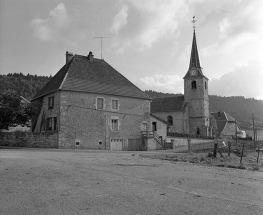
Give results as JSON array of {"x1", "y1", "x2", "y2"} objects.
[{"x1": 192, "y1": 16, "x2": 196, "y2": 32}]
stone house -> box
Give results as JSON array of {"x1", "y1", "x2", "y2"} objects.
[
  {"x1": 31, "y1": 51, "x2": 151, "y2": 150},
  {"x1": 151, "y1": 29, "x2": 210, "y2": 136},
  {"x1": 210, "y1": 111, "x2": 241, "y2": 138}
]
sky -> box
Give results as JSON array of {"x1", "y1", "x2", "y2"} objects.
[{"x1": 0, "y1": 0, "x2": 262, "y2": 100}]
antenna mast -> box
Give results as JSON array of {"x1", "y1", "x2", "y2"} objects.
[{"x1": 94, "y1": 36, "x2": 110, "y2": 59}]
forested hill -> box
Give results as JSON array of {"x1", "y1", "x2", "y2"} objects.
[
  {"x1": 145, "y1": 90, "x2": 263, "y2": 129},
  {"x1": 0, "y1": 73, "x2": 52, "y2": 101}
]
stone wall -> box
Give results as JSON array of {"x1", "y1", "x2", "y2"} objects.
[
  {"x1": 59, "y1": 91, "x2": 151, "y2": 150},
  {"x1": 0, "y1": 132, "x2": 58, "y2": 148},
  {"x1": 170, "y1": 137, "x2": 213, "y2": 147}
]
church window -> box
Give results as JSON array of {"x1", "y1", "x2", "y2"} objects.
[
  {"x1": 205, "y1": 82, "x2": 207, "y2": 89},
  {"x1": 167, "y1": 115, "x2": 173, "y2": 126},
  {"x1": 191, "y1": 81, "x2": 196, "y2": 89}
]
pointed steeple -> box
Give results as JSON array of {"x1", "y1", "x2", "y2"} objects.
[{"x1": 189, "y1": 30, "x2": 201, "y2": 69}]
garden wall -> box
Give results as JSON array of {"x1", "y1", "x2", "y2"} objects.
[
  {"x1": 0, "y1": 132, "x2": 58, "y2": 148},
  {"x1": 170, "y1": 137, "x2": 213, "y2": 147}
]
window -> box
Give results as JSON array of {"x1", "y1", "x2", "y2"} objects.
[
  {"x1": 142, "y1": 122, "x2": 148, "y2": 131},
  {"x1": 97, "y1": 98, "x2": 104, "y2": 110},
  {"x1": 53, "y1": 117, "x2": 57, "y2": 131},
  {"x1": 111, "y1": 119, "x2": 119, "y2": 131},
  {"x1": 191, "y1": 81, "x2": 196, "y2": 89},
  {"x1": 205, "y1": 81, "x2": 207, "y2": 89},
  {"x1": 46, "y1": 117, "x2": 57, "y2": 131},
  {"x1": 48, "y1": 96, "x2": 54, "y2": 109},
  {"x1": 47, "y1": 118, "x2": 52, "y2": 130},
  {"x1": 111, "y1": 99, "x2": 119, "y2": 111},
  {"x1": 152, "y1": 122, "x2": 157, "y2": 131},
  {"x1": 167, "y1": 115, "x2": 173, "y2": 126}
]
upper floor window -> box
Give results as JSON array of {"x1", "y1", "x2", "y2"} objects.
[
  {"x1": 48, "y1": 96, "x2": 54, "y2": 109},
  {"x1": 152, "y1": 122, "x2": 157, "y2": 131},
  {"x1": 97, "y1": 97, "x2": 104, "y2": 110},
  {"x1": 111, "y1": 99, "x2": 119, "y2": 111},
  {"x1": 205, "y1": 81, "x2": 207, "y2": 89},
  {"x1": 191, "y1": 81, "x2": 196, "y2": 89},
  {"x1": 167, "y1": 115, "x2": 173, "y2": 126}
]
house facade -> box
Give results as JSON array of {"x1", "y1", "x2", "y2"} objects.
[
  {"x1": 31, "y1": 52, "x2": 151, "y2": 150},
  {"x1": 151, "y1": 29, "x2": 210, "y2": 136}
]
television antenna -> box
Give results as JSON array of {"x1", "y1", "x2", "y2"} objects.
[{"x1": 94, "y1": 36, "x2": 110, "y2": 59}]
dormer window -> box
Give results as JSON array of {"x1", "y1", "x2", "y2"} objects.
[{"x1": 191, "y1": 81, "x2": 196, "y2": 89}]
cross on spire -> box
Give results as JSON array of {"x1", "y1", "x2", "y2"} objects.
[
  {"x1": 189, "y1": 16, "x2": 201, "y2": 69},
  {"x1": 192, "y1": 16, "x2": 196, "y2": 32}
]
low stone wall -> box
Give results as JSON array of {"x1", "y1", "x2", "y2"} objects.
[
  {"x1": 171, "y1": 137, "x2": 213, "y2": 148},
  {"x1": 0, "y1": 132, "x2": 58, "y2": 148}
]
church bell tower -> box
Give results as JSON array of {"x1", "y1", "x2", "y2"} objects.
[{"x1": 183, "y1": 17, "x2": 209, "y2": 136}]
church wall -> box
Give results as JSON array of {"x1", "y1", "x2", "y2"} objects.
[
  {"x1": 189, "y1": 117, "x2": 209, "y2": 136},
  {"x1": 151, "y1": 111, "x2": 186, "y2": 133}
]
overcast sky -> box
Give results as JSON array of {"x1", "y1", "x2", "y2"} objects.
[{"x1": 0, "y1": 0, "x2": 262, "y2": 100}]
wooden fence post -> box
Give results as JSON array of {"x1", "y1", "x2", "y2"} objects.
[
  {"x1": 257, "y1": 141, "x2": 260, "y2": 163},
  {"x1": 240, "y1": 142, "x2": 245, "y2": 164},
  {"x1": 187, "y1": 139, "x2": 191, "y2": 153},
  {"x1": 213, "y1": 139, "x2": 218, "y2": 157},
  {"x1": 228, "y1": 141, "x2": 231, "y2": 157}
]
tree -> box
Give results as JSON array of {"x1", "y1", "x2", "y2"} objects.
[{"x1": 0, "y1": 92, "x2": 32, "y2": 130}]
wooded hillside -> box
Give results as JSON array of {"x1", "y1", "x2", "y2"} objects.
[{"x1": 0, "y1": 73, "x2": 52, "y2": 101}]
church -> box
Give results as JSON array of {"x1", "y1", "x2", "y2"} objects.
[{"x1": 150, "y1": 27, "x2": 210, "y2": 136}]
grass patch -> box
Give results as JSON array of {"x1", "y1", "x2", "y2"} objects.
[{"x1": 140, "y1": 151, "x2": 263, "y2": 171}]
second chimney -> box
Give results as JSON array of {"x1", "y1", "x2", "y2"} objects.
[
  {"x1": 66, "y1": 51, "x2": 74, "y2": 64},
  {"x1": 87, "y1": 51, "x2": 94, "y2": 62}
]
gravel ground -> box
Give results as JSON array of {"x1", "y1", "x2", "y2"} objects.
[{"x1": 0, "y1": 148, "x2": 263, "y2": 215}]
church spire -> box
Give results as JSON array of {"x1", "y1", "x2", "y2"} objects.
[{"x1": 189, "y1": 16, "x2": 201, "y2": 69}]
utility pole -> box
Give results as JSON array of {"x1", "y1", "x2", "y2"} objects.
[{"x1": 94, "y1": 36, "x2": 110, "y2": 59}]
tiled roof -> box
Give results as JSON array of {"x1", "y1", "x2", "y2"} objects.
[
  {"x1": 150, "y1": 113, "x2": 168, "y2": 124},
  {"x1": 151, "y1": 96, "x2": 185, "y2": 113},
  {"x1": 32, "y1": 54, "x2": 150, "y2": 100},
  {"x1": 210, "y1": 111, "x2": 238, "y2": 136}
]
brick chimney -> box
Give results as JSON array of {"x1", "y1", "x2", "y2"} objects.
[
  {"x1": 87, "y1": 51, "x2": 94, "y2": 62},
  {"x1": 66, "y1": 51, "x2": 74, "y2": 64}
]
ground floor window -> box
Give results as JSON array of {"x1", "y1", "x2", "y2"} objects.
[
  {"x1": 46, "y1": 117, "x2": 57, "y2": 132},
  {"x1": 111, "y1": 119, "x2": 119, "y2": 131}
]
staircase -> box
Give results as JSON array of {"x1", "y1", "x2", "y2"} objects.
[{"x1": 141, "y1": 131, "x2": 166, "y2": 149}]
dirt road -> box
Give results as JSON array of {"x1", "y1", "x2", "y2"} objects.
[{"x1": 0, "y1": 148, "x2": 262, "y2": 215}]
